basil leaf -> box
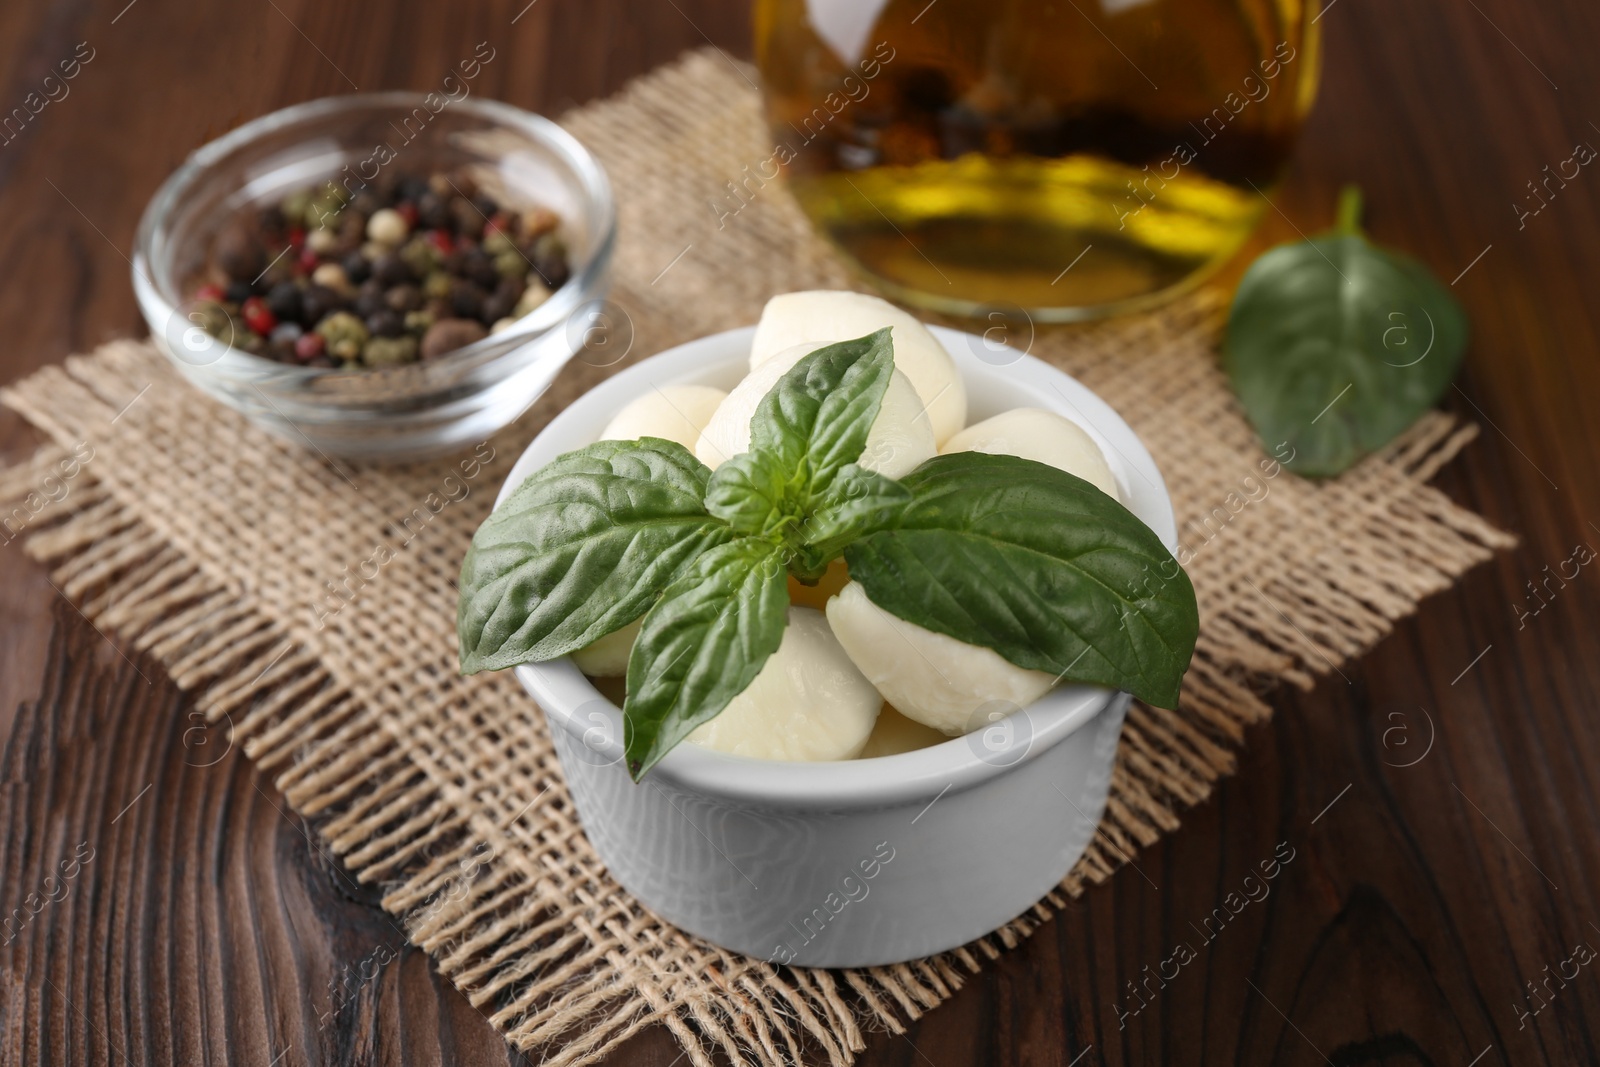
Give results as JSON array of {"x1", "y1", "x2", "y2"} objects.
[
  {"x1": 844, "y1": 452, "x2": 1198, "y2": 709},
  {"x1": 1224, "y1": 186, "x2": 1468, "y2": 478},
  {"x1": 704, "y1": 450, "x2": 806, "y2": 540},
  {"x1": 457, "y1": 438, "x2": 733, "y2": 673},
  {"x1": 792, "y1": 464, "x2": 911, "y2": 580},
  {"x1": 623, "y1": 538, "x2": 788, "y2": 779},
  {"x1": 705, "y1": 329, "x2": 903, "y2": 578},
  {"x1": 751, "y1": 328, "x2": 894, "y2": 498}
]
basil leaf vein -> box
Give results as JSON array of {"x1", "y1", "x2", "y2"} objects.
[
  {"x1": 457, "y1": 438, "x2": 733, "y2": 673},
  {"x1": 750, "y1": 327, "x2": 895, "y2": 499},
  {"x1": 704, "y1": 450, "x2": 806, "y2": 540},
  {"x1": 843, "y1": 452, "x2": 1198, "y2": 709},
  {"x1": 623, "y1": 537, "x2": 789, "y2": 779}
]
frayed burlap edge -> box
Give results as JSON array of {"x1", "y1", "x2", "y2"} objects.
[{"x1": 0, "y1": 50, "x2": 1515, "y2": 1067}]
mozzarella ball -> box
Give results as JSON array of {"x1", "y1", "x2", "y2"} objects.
[
  {"x1": 570, "y1": 618, "x2": 641, "y2": 678},
  {"x1": 687, "y1": 607, "x2": 881, "y2": 761},
  {"x1": 750, "y1": 290, "x2": 967, "y2": 444},
  {"x1": 695, "y1": 343, "x2": 936, "y2": 479},
  {"x1": 825, "y1": 581, "x2": 1056, "y2": 736},
  {"x1": 599, "y1": 384, "x2": 727, "y2": 451},
  {"x1": 942, "y1": 407, "x2": 1121, "y2": 500},
  {"x1": 857, "y1": 704, "x2": 948, "y2": 759}
]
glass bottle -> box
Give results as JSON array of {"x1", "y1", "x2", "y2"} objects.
[{"x1": 754, "y1": 0, "x2": 1321, "y2": 321}]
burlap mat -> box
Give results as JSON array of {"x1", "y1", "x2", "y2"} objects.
[{"x1": 0, "y1": 50, "x2": 1512, "y2": 1066}]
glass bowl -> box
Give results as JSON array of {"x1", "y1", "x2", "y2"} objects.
[{"x1": 132, "y1": 93, "x2": 615, "y2": 461}]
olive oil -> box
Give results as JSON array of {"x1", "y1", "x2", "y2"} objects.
[{"x1": 754, "y1": 0, "x2": 1320, "y2": 320}]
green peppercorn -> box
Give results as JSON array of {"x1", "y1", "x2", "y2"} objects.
[
  {"x1": 422, "y1": 270, "x2": 454, "y2": 301},
  {"x1": 362, "y1": 335, "x2": 419, "y2": 366},
  {"x1": 482, "y1": 228, "x2": 516, "y2": 256},
  {"x1": 399, "y1": 236, "x2": 439, "y2": 279},
  {"x1": 316, "y1": 311, "x2": 370, "y2": 362},
  {"x1": 494, "y1": 250, "x2": 528, "y2": 280},
  {"x1": 403, "y1": 309, "x2": 436, "y2": 336},
  {"x1": 308, "y1": 191, "x2": 345, "y2": 231},
  {"x1": 279, "y1": 189, "x2": 313, "y2": 228},
  {"x1": 193, "y1": 301, "x2": 233, "y2": 340}
]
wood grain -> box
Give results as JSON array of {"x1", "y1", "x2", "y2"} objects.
[{"x1": 2, "y1": 0, "x2": 1598, "y2": 1064}]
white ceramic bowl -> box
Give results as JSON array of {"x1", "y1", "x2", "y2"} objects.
[{"x1": 503, "y1": 325, "x2": 1176, "y2": 967}]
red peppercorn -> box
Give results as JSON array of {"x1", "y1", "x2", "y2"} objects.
[
  {"x1": 194, "y1": 283, "x2": 226, "y2": 304},
  {"x1": 396, "y1": 201, "x2": 420, "y2": 228},
  {"x1": 288, "y1": 226, "x2": 306, "y2": 250},
  {"x1": 485, "y1": 212, "x2": 511, "y2": 236},
  {"x1": 298, "y1": 245, "x2": 320, "y2": 273},
  {"x1": 293, "y1": 332, "x2": 326, "y2": 362},
  {"x1": 241, "y1": 296, "x2": 277, "y2": 335},
  {"x1": 427, "y1": 229, "x2": 455, "y2": 255}
]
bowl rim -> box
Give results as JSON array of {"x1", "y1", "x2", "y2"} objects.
[
  {"x1": 507, "y1": 323, "x2": 1178, "y2": 809},
  {"x1": 131, "y1": 91, "x2": 616, "y2": 382}
]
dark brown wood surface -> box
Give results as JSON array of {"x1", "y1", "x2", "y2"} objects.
[{"x1": 2, "y1": 1, "x2": 1598, "y2": 1064}]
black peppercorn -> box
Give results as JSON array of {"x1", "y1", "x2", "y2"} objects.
[
  {"x1": 341, "y1": 250, "x2": 372, "y2": 285},
  {"x1": 460, "y1": 248, "x2": 498, "y2": 289},
  {"x1": 367, "y1": 308, "x2": 405, "y2": 338},
  {"x1": 216, "y1": 221, "x2": 265, "y2": 280},
  {"x1": 481, "y1": 290, "x2": 516, "y2": 325},
  {"x1": 300, "y1": 283, "x2": 348, "y2": 324},
  {"x1": 397, "y1": 175, "x2": 430, "y2": 202},
  {"x1": 265, "y1": 281, "x2": 304, "y2": 323},
  {"x1": 530, "y1": 234, "x2": 569, "y2": 290},
  {"x1": 451, "y1": 280, "x2": 485, "y2": 320},
  {"x1": 385, "y1": 284, "x2": 424, "y2": 313},
  {"x1": 417, "y1": 192, "x2": 449, "y2": 230},
  {"x1": 224, "y1": 281, "x2": 254, "y2": 304},
  {"x1": 353, "y1": 279, "x2": 388, "y2": 318},
  {"x1": 533, "y1": 257, "x2": 568, "y2": 290},
  {"x1": 451, "y1": 198, "x2": 485, "y2": 239},
  {"x1": 336, "y1": 212, "x2": 367, "y2": 255},
  {"x1": 371, "y1": 252, "x2": 412, "y2": 287}
]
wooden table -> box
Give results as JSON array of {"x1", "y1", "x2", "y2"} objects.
[{"x1": 3, "y1": 0, "x2": 1597, "y2": 1063}]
